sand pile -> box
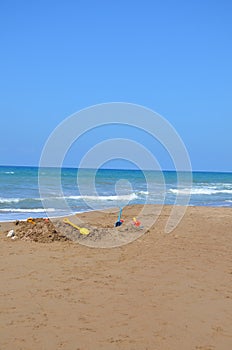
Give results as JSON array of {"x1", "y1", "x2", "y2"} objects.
[
  {"x1": 3, "y1": 213, "x2": 146, "y2": 247},
  {"x1": 2, "y1": 205, "x2": 150, "y2": 246},
  {"x1": 4, "y1": 218, "x2": 69, "y2": 243}
]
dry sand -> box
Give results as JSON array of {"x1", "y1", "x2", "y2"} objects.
[{"x1": 0, "y1": 205, "x2": 231, "y2": 350}]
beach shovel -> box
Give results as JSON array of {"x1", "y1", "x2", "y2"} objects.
[
  {"x1": 63, "y1": 218, "x2": 90, "y2": 235},
  {"x1": 115, "y1": 208, "x2": 123, "y2": 227}
]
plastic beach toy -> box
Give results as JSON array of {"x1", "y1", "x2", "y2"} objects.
[
  {"x1": 27, "y1": 217, "x2": 35, "y2": 224},
  {"x1": 63, "y1": 218, "x2": 90, "y2": 235},
  {"x1": 133, "y1": 217, "x2": 141, "y2": 227},
  {"x1": 115, "y1": 208, "x2": 124, "y2": 227}
]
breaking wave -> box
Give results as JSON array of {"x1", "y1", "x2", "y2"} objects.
[
  {"x1": 0, "y1": 208, "x2": 56, "y2": 213},
  {"x1": 169, "y1": 187, "x2": 232, "y2": 195},
  {"x1": 67, "y1": 193, "x2": 138, "y2": 201}
]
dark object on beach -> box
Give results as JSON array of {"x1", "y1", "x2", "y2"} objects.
[
  {"x1": 115, "y1": 221, "x2": 122, "y2": 227},
  {"x1": 115, "y1": 208, "x2": 123, "y2": 227}
]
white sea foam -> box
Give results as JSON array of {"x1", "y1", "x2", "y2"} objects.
[
  {"x1": 170, "y1": 188, "x2": 232, "y2": 195},
  {"x1": 0, "y1": 208, "x2": 55, "y2": 213},
  {"x1": 218, "y1": 190, "x2": 232, "y2": 194},
  {"x1": 67, "y1": 193, "x2": 138, "y2": 201},
  {"x1": 138, "y1": 191, "x2": 149, "y2": 195},
  {"x1": 0, "y1": 193, "x2": 140, "y2": 205},
  {"x1": 0, "y1": 198, "x2": 21, "y2": 203},
  {"x1": 169, "y1": 188, "x2": 192, "y2": 195},
  {"x1": 4, "y1": 171, "x2": 15, "y2": 174},
  {"x1": 0, "y1": 197, "x2": 41, "y2": 204}
]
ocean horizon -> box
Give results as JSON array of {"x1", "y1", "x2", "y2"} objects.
[{"x1": 0, "y1": 165, "x2": 232, "y2": 222}]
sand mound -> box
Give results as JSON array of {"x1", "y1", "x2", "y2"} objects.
[
  {"x1": 4, "y1": 218, "x2": 69, "y2": 243},
  {"x1": 3, "y1": 214, "x2": 146, "y2": 247},
  {"x1": 2, "y1": 206, "x2": 159, "y2": 246}
]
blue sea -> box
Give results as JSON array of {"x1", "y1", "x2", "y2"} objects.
[{"x1": 0, "y1": 166, "x2": 232, "y2": 221}]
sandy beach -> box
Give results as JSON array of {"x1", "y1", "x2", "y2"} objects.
[{"x1": 0, "y1": 204, "x2": 231, "y2": 350}]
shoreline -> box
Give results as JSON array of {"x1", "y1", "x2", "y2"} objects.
[
  {"x1": 1, "y1": 204, "x2": 232, "y2": 246},
  {"x1": 1, "y1": 202, "x2": 232, "y2": 224}
]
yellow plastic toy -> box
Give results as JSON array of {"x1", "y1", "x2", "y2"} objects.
[
  {"x1": 63, "y1": 218, "x2": 90, "y2": 235},
  {"x1": 27, "y1": 217, "x2": 35, "y2": 224}
]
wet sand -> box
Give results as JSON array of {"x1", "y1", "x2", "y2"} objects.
[{"x1": 0, "y1": 205, "x2": 232, "y2": 349}]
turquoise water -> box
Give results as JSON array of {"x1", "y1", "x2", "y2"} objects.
[{"x1": 0, "y1": 166, "x2": 232, "y2": 221}]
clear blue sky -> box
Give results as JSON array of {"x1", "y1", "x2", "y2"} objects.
[{"x1": 0, "y1": 0, "x2": 231, "y2": 171}]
